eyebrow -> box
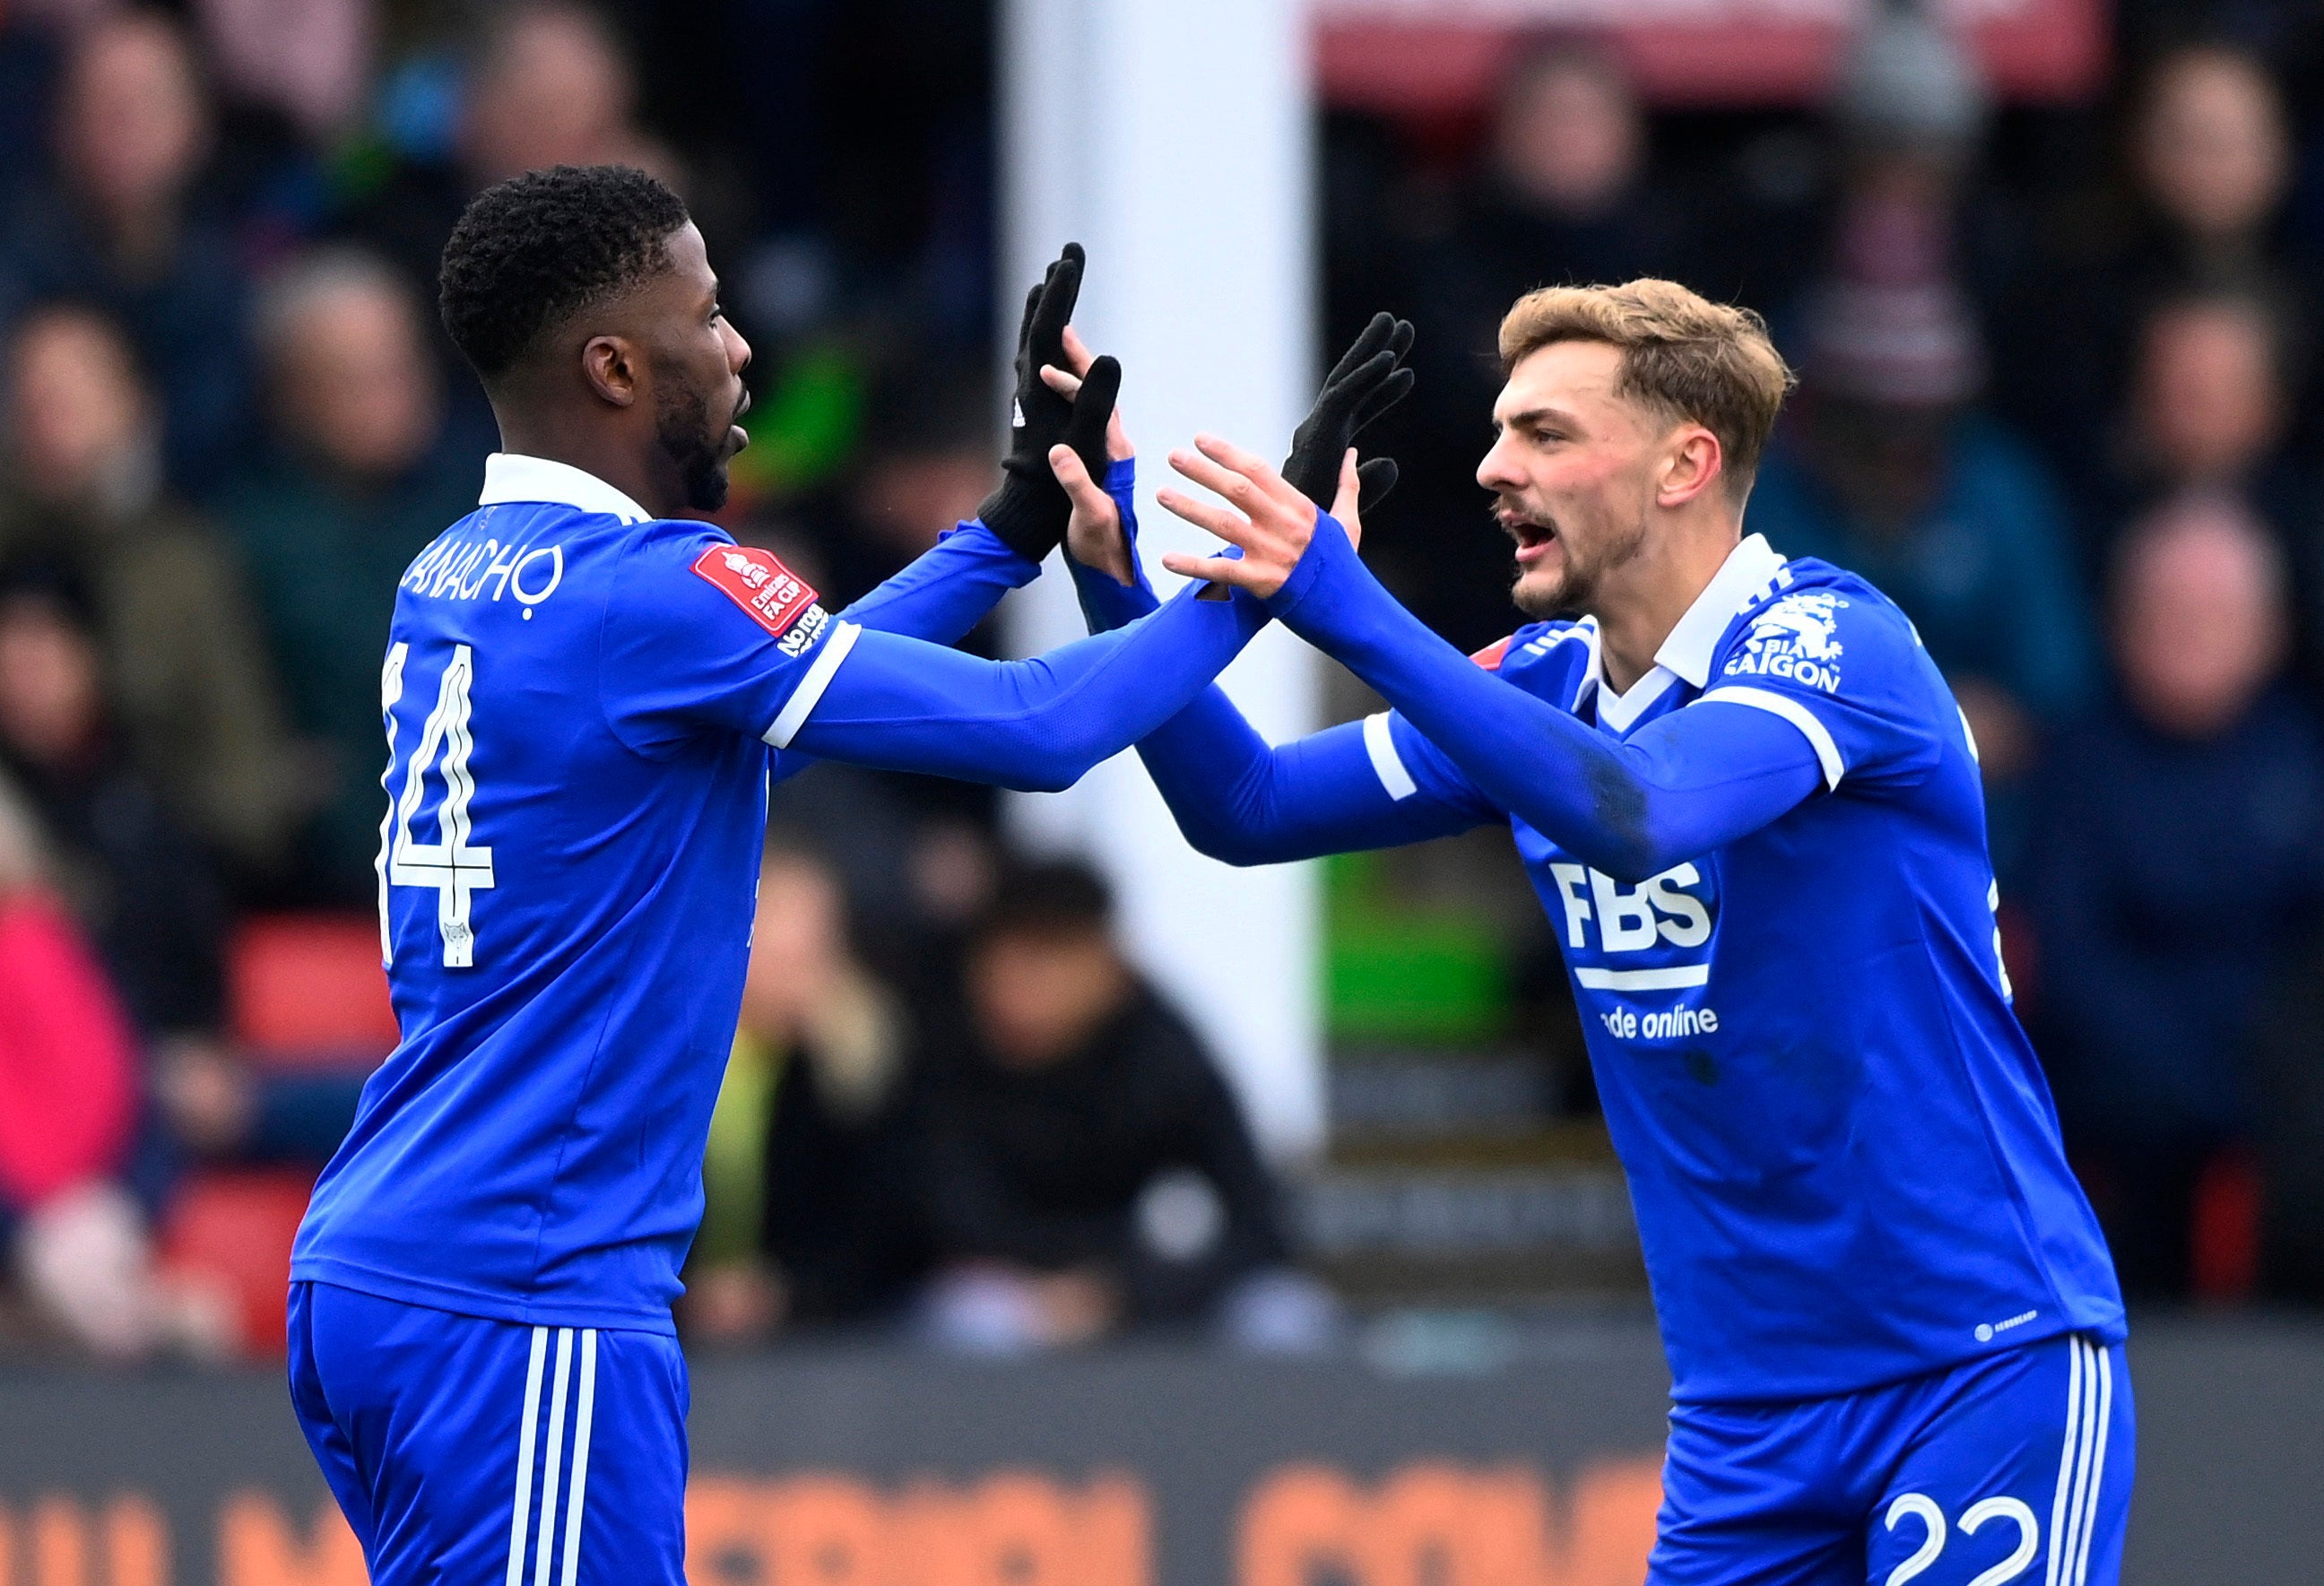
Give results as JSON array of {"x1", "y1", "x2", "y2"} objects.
[{"x1": 1495, "y1": 405, "x2": 1578, "y2": 432}]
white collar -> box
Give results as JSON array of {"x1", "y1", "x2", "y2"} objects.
[
  {"x1": 1652, "y1": 532, "x2": 1790, "y2": 688},
  {"x1": 1574, "y1": 533, "x2": 1790, "y2": 728},
  {"x1": 478, "y1": 453, "x2": 653, "y2": 525}
]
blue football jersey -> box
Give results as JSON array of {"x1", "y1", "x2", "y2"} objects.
[
  {"x1": 292, "y1": 455, "x2": 861, "y2": 1332},
  {"x1": 1374, "y1": 534, "x2": 2125, "y2": 1400}
]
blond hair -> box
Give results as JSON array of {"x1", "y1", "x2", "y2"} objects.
[{"x1": 1498, "y1": 279, "x2": 1794, "y2": 498}]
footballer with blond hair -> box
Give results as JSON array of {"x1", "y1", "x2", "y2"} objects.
[{"x1": 1045, "y1": 277, "x2": 2131, "y2": 1585}]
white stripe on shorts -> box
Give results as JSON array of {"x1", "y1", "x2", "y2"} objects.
[
  {"x1": 507, "y1": 1327, "x2": 550, "y2": 1586},
  {"x1": 2046, "y1": 1337, "x2": 2114, "y2": 1586},
  {"x1": 505, "y1": 1325, "x2": 601, "y2": 1586},
  {"x1": 534, "y1": 1329, "x2": 575, "y2": 1586},
  {"x1": 559, "y1": 1330, "x2": 599, "y2": 1586},
  {"x1": 2074, "y1": 1344, "x2": 2114, "y2": 1586}
]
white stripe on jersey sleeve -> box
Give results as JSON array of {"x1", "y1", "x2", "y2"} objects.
[
  {"x1": 1694, "y1": 685, "x2": 1845, "y2": 791},
  {"x1": 1362, "y1": 712, "x2": 1418, "y2": 801},
  {"x1": 763, "y1": 620, "x2": 863, "y2": 749}
]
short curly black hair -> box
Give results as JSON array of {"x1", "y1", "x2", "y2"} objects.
[{"x1": 438, "y1": 164, "x2": 690, "y2": 381}]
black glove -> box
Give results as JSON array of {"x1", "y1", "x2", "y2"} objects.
[
  {"x1": 1282, "y1": 311, "x2": 1414, "y2": 515},
  {"x1": 977, "y1": 243, "x2": 1118, "y2": 562}
]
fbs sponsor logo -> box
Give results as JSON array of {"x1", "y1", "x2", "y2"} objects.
[
  {"x1": 693, "y1": 544, "x2": 821, "y2": 642},
  {"x1": 1548, "y1": 862, "x2": 1712, "y2": 954},
  {"x1": 1722, "y1": 591, "x2": 1847, "y2": 693}
]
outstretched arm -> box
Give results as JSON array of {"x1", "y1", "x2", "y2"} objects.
[
  {"x1": 836, "y1": 519, "x2": 1042, "y2": 644},
  {"x1": 763, "y1": 520, "x2": 1046, "y2": 785},
  {"x1": 777, "y1": 572, "x2": 1275, "y2": 793},
  {"x1": 1063, "y1": 460, "x2": 1488, "y2": 862},
  {"x1": 1158, "y1": 439, "x2": 1828, "y2": 883}
]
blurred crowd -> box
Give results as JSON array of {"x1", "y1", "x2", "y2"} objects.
[
  {"x1": 0, "y1": 0, "x2": 1326, "y2": 1361},
  {"x1": 0, "y1": 0, "x2": 2320, "y2": 1358},
  {"x1": 1334, "y1": 2, "x2": 2324, "y2": 1306}
]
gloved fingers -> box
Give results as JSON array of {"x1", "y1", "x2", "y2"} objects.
[
  {"x1": 1319, "y1": 348, "x2": 1401, "y2": 415},
  {"x1": 1062, "y1": 354, "x2": 1122, "y2": 474},
  {"x1": 1355, "y1": 455, "x2": 1399, "y2": 512},
  {"x1": 1323, "y1": 311, "x2": 1397, "y2": 388},
  {"x1": 1028, "y1": 242, "x2": 1086, "y2": 368},
  {"x1": 1351, "y1": 364, "x2": 1416, "y2": 433},
  {"x1": 1383, "y1": 316, "x2": 1415, "y2": 366},
  {"x1": 1012, "y1": 282, "x2": 1042, "y2": 369}
]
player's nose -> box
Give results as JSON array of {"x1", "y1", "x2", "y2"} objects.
[
  {"x1": 1476, "y1": 432, "x2": 1520, "y2": 492},
  {"x1": 724, "y1": 317, "x2": 751, "y2": 375}
]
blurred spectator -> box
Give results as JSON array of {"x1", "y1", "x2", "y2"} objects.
[
  {"x1": 195, "y1": 0, "x2": 372, "y2": 143},
  {"x1": 2118, "y1": 290, "x2": 2301, "y2": 524},
  {"x1": 0, "y1": 303, "x2": 309, "y2": 880},
  {"x1": 685, "y1": 845, "x2": 932, "y2": 1346},
  {"x1": 0, "y1": 11, "x2": 254, "y2": 495},
  {"x1": 2028, "y1": 494, "x2": 2324, "y2": 1298},
  {"x1": 0, "y1": 778, "x2": 227, "y2": 1361},
  {"x1": 1370, "y1": 43, "x2": 1691, "y2": 649},
  {"x1": 0, "y1": 564, "x2": 229, "y2": 1041},
  {"x1": 1995, "y1": 44, "x2": 2311, "y2": 500},
  {"x1": 1748, "y1": 217, "x2": 2096, "y2": 823},
  {"x1": 218, "y1": 248, "x2": 476, "y2": 903},
  {"x1": 917, "y1": 862, "x2": 1331, "y2": 1353},
  {"x1": 793, "y1": 359, "x2": 996, "y2": 611},
  {"x1": 336, "y1": 3, "x2": 677, "y2": 311},
  {"x1": 2103, "y1": 289, "x2": 2324, "y2": 695}
]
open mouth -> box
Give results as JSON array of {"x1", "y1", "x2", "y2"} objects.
[{"x1": 1500, "y1": 511, "x2": 1557, "y2": 565}]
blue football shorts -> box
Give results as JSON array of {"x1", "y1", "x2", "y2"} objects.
[
  {"x1": 1652, "y1": 1331, "x2": 2133, "y2": 1586},
  {"x1": 287, "y1": 1281, "x2": 689, "y2": 1586}
]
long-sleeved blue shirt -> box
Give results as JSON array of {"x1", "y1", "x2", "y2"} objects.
[
  {"x1": 294, "y1": 454, "x2": 1273, "y2": 1330},
  {"x1": 1076, "y1": 472, "x2": 2121, "y2": 1400}
]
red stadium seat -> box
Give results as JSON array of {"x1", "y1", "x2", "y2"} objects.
[
  {"x1": 158, "y1": 1169, "x2": 316, "y2": 1357},
  {"x1": 229, "y1": 914, "x2": 400, "y2": 1071},
  {"x1": 2190, "y1": 1150, "x2": 2262, "y2": 1304}
]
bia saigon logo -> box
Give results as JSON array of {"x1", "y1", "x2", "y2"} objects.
[{"x1": 1722, "y1": 591, "x2": 1848, "y2": 693}]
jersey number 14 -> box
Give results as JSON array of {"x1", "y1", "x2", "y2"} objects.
[{"x1": 377, "y1": 642, "x2": 497, "y2": 967}]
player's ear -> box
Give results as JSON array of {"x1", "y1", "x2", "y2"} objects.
[
  {"x1": 581, "y1": 334, "x2": 639, "y2": 408},
  {"x1": 1658, "y1": 426, "x2": 1722, "y2": 508}
]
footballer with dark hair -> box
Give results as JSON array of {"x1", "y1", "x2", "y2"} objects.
[{"x1": 278, "y1": 165, "x2": 1361, "y2": 1584}]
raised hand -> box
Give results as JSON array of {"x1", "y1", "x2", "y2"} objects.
[
  {"x1": 977, "y1": 244, "x2": 1119, "y2": 563},
  {"x1": 1158, "y1": 433, "x2": 1359, "y2": 599},
  {"x1": 1037, "y1": 328, "x2": 1136, "y2": 586},
  {"x1": 1283, "y1": 311, "x2": 1412, "y2": 513}
]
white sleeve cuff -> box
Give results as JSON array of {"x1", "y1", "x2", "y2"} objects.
[
  {"x1": 1362, "y1": 712, "x2": 1418, "y2": 801},
  {"x1": 1694, "y1": 685, "x2": 1845, "y2": 790},
  {"x1": 763, "y1": 620, "x2": 861, "y2": 749}
]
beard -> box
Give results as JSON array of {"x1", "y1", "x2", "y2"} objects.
[
  {"x1": 1504, "y1": 501, "x2": 1648, "y2": 621},
  {"x1": 655, "y1": 378, "x2": 732, "y2": 513}
]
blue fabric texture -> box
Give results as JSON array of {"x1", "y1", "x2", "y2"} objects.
[
  {"x1": 1134, "y1": 514, "x2": 2122, "y2": 1401},
  {"x1": 771, "y1": 519, "x2": 1043, "y2": 784},
  {"x1": 1653, "y1": 1332, "x2": 2133, "y2": 1586},
  {"x1": 295, "y1": 460, "x2": 1274, "y2": 1334},
  {"x1": 289, "y1": 1282, "x2": 687, "y2": 1586}
]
